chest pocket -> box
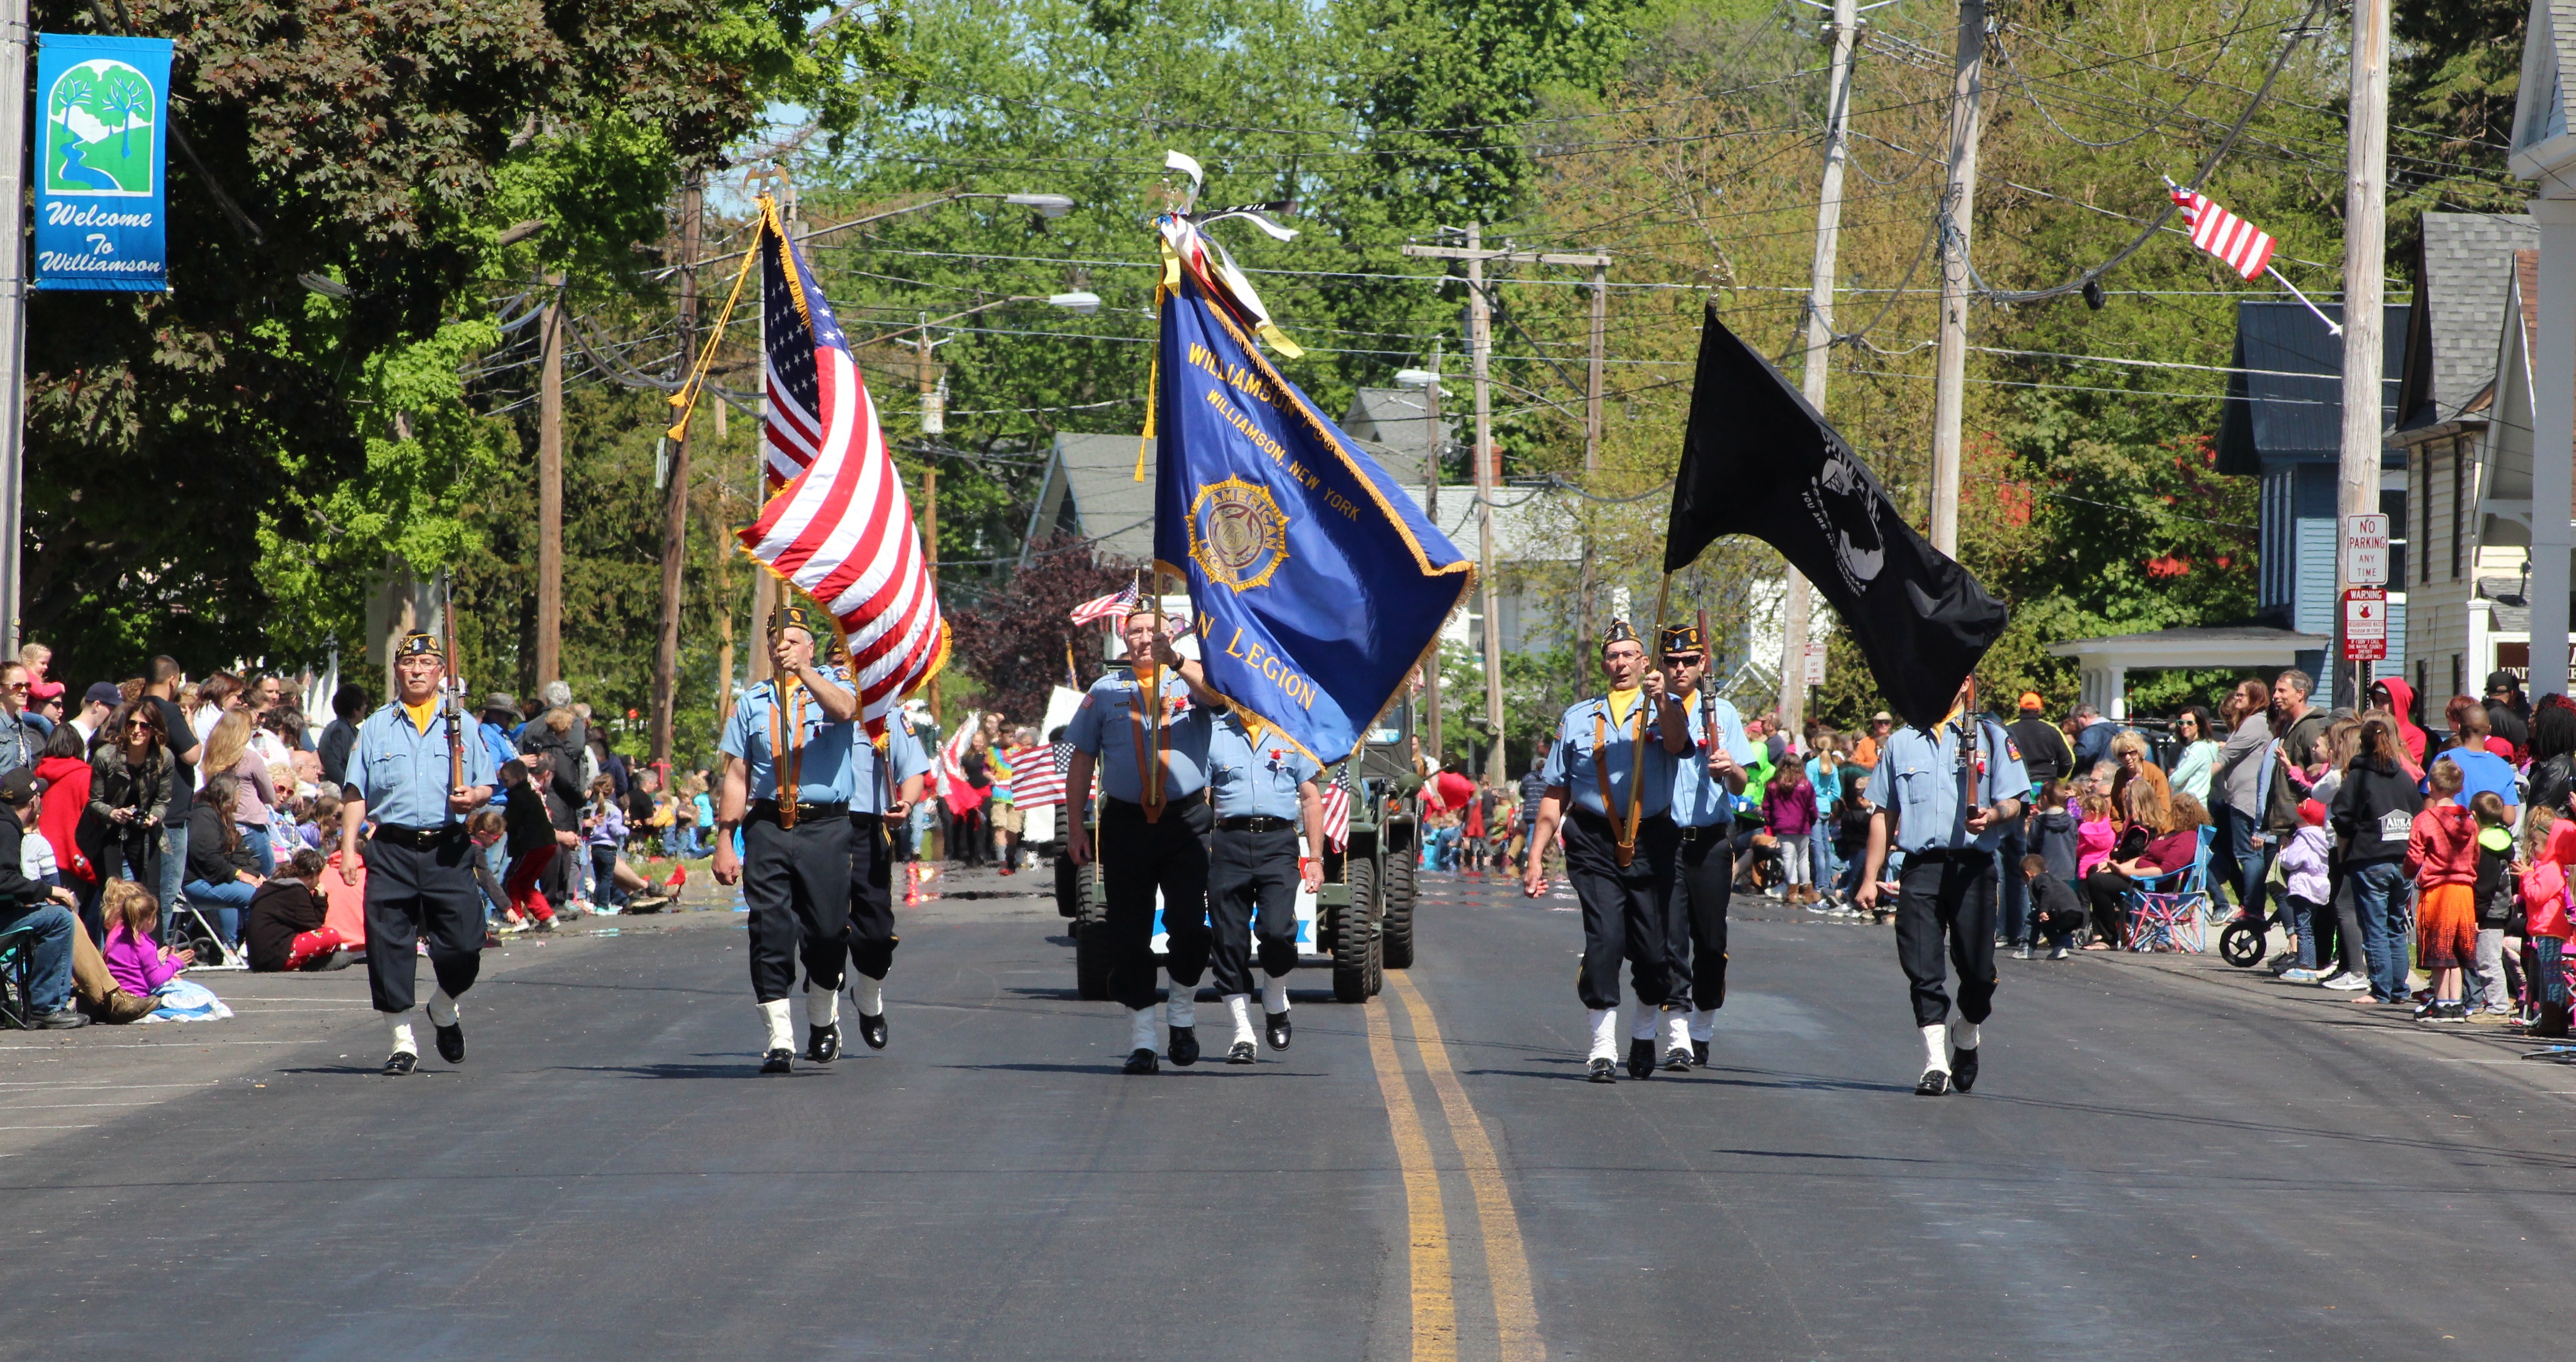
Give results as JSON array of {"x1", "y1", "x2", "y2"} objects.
[{"x1": 369, "y1": 750, "x2": 410, "y2": 790}]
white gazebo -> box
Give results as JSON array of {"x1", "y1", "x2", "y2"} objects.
[{"x1": 2047, "y1": 625, "x2": 2329, "y2": 720}]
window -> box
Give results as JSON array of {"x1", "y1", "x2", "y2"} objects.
[
  {"x1": 2382, "y1": 486, "x2": 2408, "y2": 590},
  {"x1": 2452, "y1": 435, "x2": 2468, "y2": 580}
]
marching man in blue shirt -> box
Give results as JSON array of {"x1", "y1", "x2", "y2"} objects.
[
  {"x1": 1855, "y1": 677, "x2": 2027, "y2": 1097},
  {"x1": 713, "y1": 603, "x2": 864, "y2": 1075},
  {"x1": 1204, "y1": 706, "x2": 1325, "y2": 1064},
  {"x1": 1521, "y1": 619, "x2": 1695, "y2": 1083},
  {"x1": 338, "y1": 631, "x2": 498, "y2": 1077},
  {"x1": 841, "y1": 701, "x2": 932, "y2": 1051},
  {"x1": 1657, "y1": 622, "x2": 1754, "y2": 1069},
  {"x1": 1065, "y1": 601, "x2": 1219, "y2": 1075}
]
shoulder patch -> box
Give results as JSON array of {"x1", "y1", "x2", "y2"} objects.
[{"x1": 2004, "y1": 736, "x2": 2021, "y2": 761}]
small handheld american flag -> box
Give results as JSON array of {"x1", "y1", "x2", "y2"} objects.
[
  {"x1": 1069, "y1": 587, "x2": 1139, "y2": 627},
  {"x1": 1320, "y1": 780, "x2": 1352, "y2": 854}
]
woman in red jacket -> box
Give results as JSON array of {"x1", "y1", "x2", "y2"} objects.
[{"x1": 30, "y1": 723, "x2": 99, "y2": 937}]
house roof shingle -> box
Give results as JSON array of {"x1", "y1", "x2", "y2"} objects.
[
  {"x1": 2395, "y1": 212, "x2": 2535, "y2": 432},
  {"x1": 2214, "y1": 300, "x2": 2409, "y2": 475}
]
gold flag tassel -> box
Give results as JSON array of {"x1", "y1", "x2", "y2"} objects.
[{"x1": 666, "y1": 195, "x2": 773, "y2": 443}]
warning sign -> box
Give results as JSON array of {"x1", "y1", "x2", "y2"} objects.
[{"x1": 2342, "y1": 587, "x2": 2387, "y2": 661}]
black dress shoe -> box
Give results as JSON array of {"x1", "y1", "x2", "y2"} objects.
[
  {"x1": 760, "y1": 1048, "x2": 795, "y2": 1075},
  {"x1": 1913, "y1": 1068, "x2": 1950, "y2": 1097},
  {"x1": 805, "y1": 1023, "x2": 841, "y2": 1063},
  {"x1": 1124, "y1": 1047, "x2": 1160, "y2": 1075},
  {"x1": 383, "y1": 1051, "x2": 418, "y2": 1076},
  {"x1": 1167, "y1": 1025, "x2": 1200, "y2": 1067},
  {"x1": 1587, "y1": 1057, "x2": 1618, "y2": 1083},
  {"x1": 1265, "y1": 1011, "x2": 1293, "y2": 1050},
  {"x1": 1950, "y1": 1046, "x2": 1978, "y2": 1093},
  {"x1": 1227, "y1": 1040, "x2": 1257, "y2": 1065},
  {"x1": 856, "y1": 1011, "x2": 887, "y2": 1049},
  {"x1": 1692, "y1": 1039, "x2": 1710, "y2": 1068},
  {"x1": 1662, "y1": 1047, "x2": 1693, "y2": 1072},
  {"x1": 434, "y1": 1021, "x2": 466, "y2": 1064},
  {"x1": 1626, "y1": 1037, "x2": 1656, "y2": 1080}
]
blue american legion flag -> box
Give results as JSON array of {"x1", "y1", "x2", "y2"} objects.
[{"x1": 1148, "y1": 213, "x2": 1472, "y2": 766}]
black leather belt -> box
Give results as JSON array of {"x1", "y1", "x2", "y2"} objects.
[
  {"x1": 1218, "y1": 814, "x2": 1294, "y2": 832},
  {"x1": 1905, "y1": 846, "x2": 1989, "y2": 864},
  {"x1": 1675, "y1": 822, "x2": 1732, "y2": 844},
  {"x1": 751, "y1": 798, "x2": 848, "y2": 821},
  {"x1": 373, "y1": 823, "x2": 462, "y2": 850}
]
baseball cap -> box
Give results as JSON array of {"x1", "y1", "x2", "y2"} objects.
[
  {"x1": 1870, "y1": 711, "x2": 1893, "y2": 724},
  {"x1": 0, "y1": 768, "x2": 38, "y2": 808},
  {"x1": 2017, "y1": 691, "x2": 2044, "y2": 711},
  {"x1": 82, "y1": 681, "x2": 121, "y2": 708}
]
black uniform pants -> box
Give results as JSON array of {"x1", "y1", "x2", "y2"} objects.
[
  {"x1": 742, "y1": 813, "x2": 851, "y2": 1004},
  {"x1": 1208, "y1": 825, "x2": 1299, "y2": 997},
  {"x1": 1675, "y1": 827, "x2": 1733, "y2": 1011},
  {"x1": 1563, "y1": 807, "x2": 1682, "y2": 1012},
  {"x1": 1100, "y1": 795, "x2": 1212, "y2": 1011},
  {"x1": 846, "y1": 814, "x2": 900, "y2": 983},
  {"x1": 362, "y1": 833, "x2": 485, "y2": 1014},
  {"x1": 1894, "y1": 853, "x2": 1998, "y2": 1028}
]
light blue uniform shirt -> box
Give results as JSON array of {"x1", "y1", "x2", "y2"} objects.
[
  {"x1": 1872, "y1": 713, "x2": 2030, "y2": 856},
  {"x1": 1538, "y1": 693, "x2": 1680, "y2": 820},
  {"x1": 1208, "y1": 711, "x2": 1320, "y2": 820},
  {"x1": 347, "y1": 701, "x2": 500, "y2": 829},
  {"x1": 1669, "y1": 692, "x2": 1756, "y2": 829},
  {"x1": 1063, "y1": 668, "x2": 1213, "y2": 804},
  {"x1": 719, "y1": 669, "x2": 858, "y2": 805},
  {"x1": 841, "y1": 713, "x2": 935, "y2": 815}
]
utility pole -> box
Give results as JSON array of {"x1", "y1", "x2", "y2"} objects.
[
  {"x1": 535, "y1": 272, "x2": 565, "y2": 689},
  {"x1": 651, "y1": 172, "x2": 703, "y2": 765},
  {"x1": 1402, "y1": 236, "x2": 1610, "y2": 781},
  {"x1": 2333, "y1": 0, "x2": 2389, "y2": 709},
  {"x1": 1579, "y1": 256, "x2": 1608, "y2": 693},
  {"x1": 915, "y1": 311, "x2": 943, "y2": 436},
  {"x1": 1928, "y1": 0, "x2": 1987, "y2": 558},
  {"x1": 0, "y1": 0, "x2": 31, "y2": 653},
  {"x1": 1421, "y1": 344, "x2": 1444, "y2": 770},
  {"x1": 1782, "y1": 0, "x2": 1862, "y2": 739}
]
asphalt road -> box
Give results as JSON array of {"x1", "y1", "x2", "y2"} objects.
[{"x1": 6, "y1": 865, "x2": 2575, "y2": 1361}]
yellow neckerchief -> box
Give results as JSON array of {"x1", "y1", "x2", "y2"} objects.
[
  {"x1": 1606, "y1": 685, "x2": 1643, "y2": 726},
  {"x1": 403, "y1": 698, "x2": 438, "y2": 735}
]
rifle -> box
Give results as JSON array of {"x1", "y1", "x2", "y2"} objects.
[
  {"x1": 441, "y1": 571, "x2": 466, "y2": 798},
  {"x1": 1696, "y1": 604, "x2": 1717, "y2": 753}
]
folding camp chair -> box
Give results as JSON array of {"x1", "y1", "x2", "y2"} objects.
[
  {"x1": 2124, "y1": 825, "x2": 2216, "y2": 954},
  {"x1": 167, "y1": 894, "x2": 248, "y2": 971},
  {"x1": 0, "y1": 920, "x2": 37, "y2": 1028}
]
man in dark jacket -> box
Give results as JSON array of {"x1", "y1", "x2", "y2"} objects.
[
  {"x1": 2008, "y1": 694, "x2": 2073, "y2": 788},
  {"x1": 2486, "y1": 671, "x2": 2530, "y2": 756},
  {"x1": 0, "y1": 768, "x2": 85, "y2": 1027}
]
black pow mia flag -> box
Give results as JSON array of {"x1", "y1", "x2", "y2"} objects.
[{"x1": 1663, "y1": 306, "x2": 2008, "y2": 729}]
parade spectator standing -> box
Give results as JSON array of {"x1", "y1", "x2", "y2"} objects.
[
  {"x1": 2002, "y1": 693, "x2": 2073, "y2": 942},
  {"x1": 2366, "y1": 677, "x2": 2429, "y2": 774},
  {"x1": 1851, "y1": 712, "x2": 1891, "y2": 770},
  {"x1": 2166, "y1": 705, "x2": 2220, "y2": 805},
  {"x1": 142, "y1": 660, "x2": 203, "y2": 921},
  {"x1": 496, "y1": 761, "x2": 563, "y2": 931},
  {"x1": 2330, "y1": 718, "x2": 2424, "y2": 1004},
  {"x1": 201, "y1": 712, "x2": 279, "y2": 875},
  {"x1": 2404, "y1": 760, "x2": 2480, "y2": 1021},
  {"x1": 2211, "y1": 679, "x2": 2274, "y2": 918},
  {"x1": 2435, "y1": 698, "x2": 2519, "y2": 817},
  {"x1": 0, "y1": 767, "x2": 86, "y2": 1026},
  {"x1": 1805, "y1": 735, "x2": 1846, "y2": 902},
  {"x1": 32, "y1": 724, "x2": 98, "y2": 935},
  {"x1": 2468, "y1": 791, "x2": 2517, "y2": 1018},
  {"x1": 2485, "y1": 671, "x2": 2531, "y2": 758},
  {"x1": 2273, "y1": 800, "x2": 2335, "y2": 980},
  {"x1": 69, "y1": 682, "x2": 116, "y2": 749},
  {"x1": 2069, "y1": 703, "x2": 2118, "y2": 773},
  {"x1": 2008, "y1": 695, "x2": 2074, "y2": 789},
  {"x1": 318, "y1": 684, "x2": 367, "y2": 787},
  {"x1": 0, "y1": 663, "x2": 41, "y2": 778},
  {"x1": 88, "y1": 701, "x2": 172, "y2": 894},
  {"x1": 1764, "y1": 757, "x2": 1819, "y2": 905},
  {"x1": 2532, "y1": 698, "x2": 2576, "y2": 818}
]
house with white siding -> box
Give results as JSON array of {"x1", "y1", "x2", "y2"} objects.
[{"x1": 2390, "y1": 213, "x2": 2541, "y2": 701}]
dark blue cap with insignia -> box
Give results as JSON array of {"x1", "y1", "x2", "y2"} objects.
[{"x1": 394, "y1": 631, "x2": 441, "y2": 660}]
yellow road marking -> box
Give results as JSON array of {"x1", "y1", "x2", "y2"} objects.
[
  {"x1": 1366, "y1": 998, "x2": 1458, "y2": 1362},
  {"x1": 1390, "y1": 973, "x2": 1547, "y2": 1362}
]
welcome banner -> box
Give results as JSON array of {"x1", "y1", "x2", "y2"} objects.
[{"x1": 33, "y1": 33, "x2": 171, "y2": 292}]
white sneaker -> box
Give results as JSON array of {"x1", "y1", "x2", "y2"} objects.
[
  {"x1": 2320, "y1": 972, "x2": 2370, "y2": 991},
  {"x1": 2277, "y1": 967, "x2": 2326, "y2": 984}
]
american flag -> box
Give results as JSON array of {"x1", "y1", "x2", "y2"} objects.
[
  {"x1": 1008, "y1": 742, "x2": 1065, "y2": 806},
  {"x1": 938, "y1": 712, "x2": 985, "y2": 817},
  {"x1": 2169, "y1": 185, "x2": 2275, "y2": 281},
  {"x1": 739, "y1": 199, "x2": 947, "y2": 740},
  {"x1": 1320, "y1": 779, "x2": 1351, "y2": 853},
  {"x1": 1070, "y1": 586, "x2": 1138, "y2": 627}
]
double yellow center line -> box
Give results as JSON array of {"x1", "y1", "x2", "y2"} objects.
[{"x1": 1365, "y1": 973, "x2": 1546, "y2": 1362}]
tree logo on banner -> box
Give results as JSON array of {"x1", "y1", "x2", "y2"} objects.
[{"x1": 45, "y1": 57, "x2": 158, "y2": 197}]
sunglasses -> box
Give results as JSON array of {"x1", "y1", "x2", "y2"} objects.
[{"x1": 124, "y1": 720, "x2": 153, "y2": 732}]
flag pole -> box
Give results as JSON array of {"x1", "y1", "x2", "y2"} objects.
[
  {"x1": 1617, "y1": 571, "x2": 1673, "y2": 866},
  {"x1": 2264, "y1": 264, "x2": 2343, "y2": 337}
]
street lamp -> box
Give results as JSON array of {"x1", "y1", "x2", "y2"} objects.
[
  {"x1": 669, "y1": 189, "x2": 1082, "y2": 275},
  {"x1": 892, "y1": 291, "x2": 1111, "y2": 433},
  {"x1": 1006, "y1": 193, "x2": 1077, "y2": 219},
  {"x1": 1046, "y1": 291, "x2": 1102, "y2": 315}
]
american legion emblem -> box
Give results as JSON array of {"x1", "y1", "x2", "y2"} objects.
[{"x1": 1187, "y1": 476, "x2": 1290, "y2": 593}]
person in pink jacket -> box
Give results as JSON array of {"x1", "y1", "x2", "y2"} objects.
[
  {"x1": 1764, "y1": 762, "x2": 1820, "y2": 906},
  {"x1": 99, "y1": 877, "x2": 190, "y2": 998}
]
